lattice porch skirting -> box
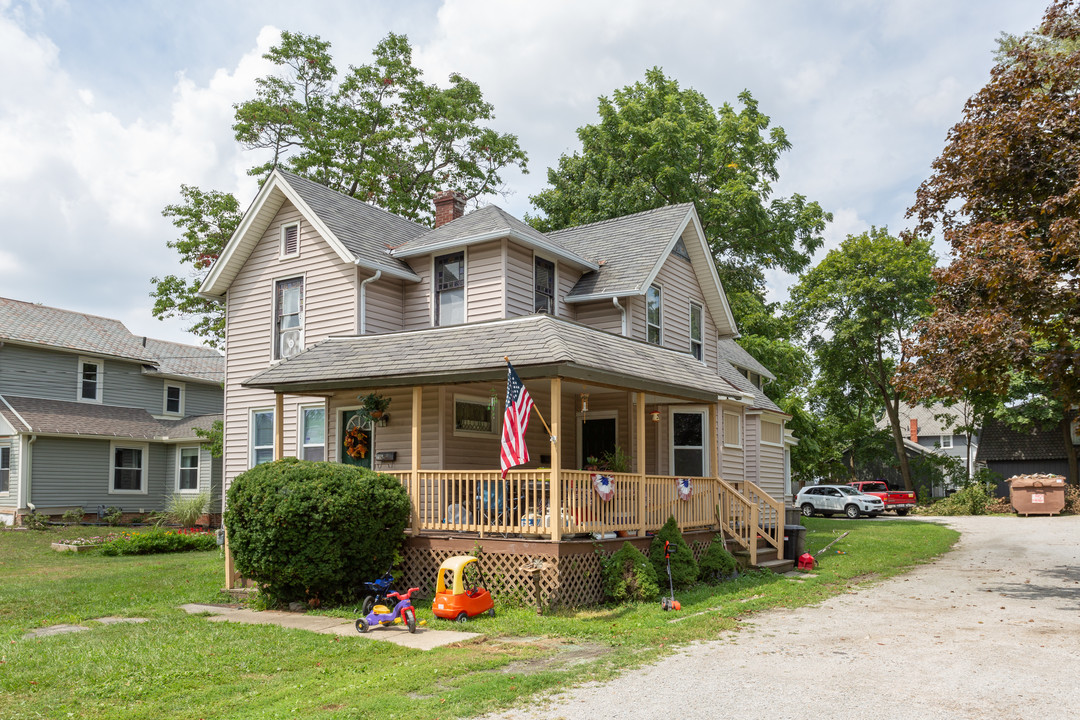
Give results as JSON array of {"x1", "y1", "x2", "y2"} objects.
[{"x1": 401, "y1": 530, "x2": 722, "y2": 609}]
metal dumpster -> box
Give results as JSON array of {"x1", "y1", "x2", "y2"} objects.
[{"x1": 1007, "y1": 474, "x2": 1066, "y2": 516}]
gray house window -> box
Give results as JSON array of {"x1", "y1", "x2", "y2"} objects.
[
  {"x1": 78, "y1": 357, "x2": 102, "y2": 403},
  {"x1": 0, "y1": 445, "x2": 9, "y2": 492},
  {"x1": 177, "y1": 447, "x2": 200, "y2": 492},
  {"x1": 164, "y1": 383, "x2": 183, "y2": 415},
  {"x1": 534, "y1": 257, "x2": 555, "y2": 314},
  {"x1": 435, "y1": 252, "x2": 465, "y2": 325},
  {"x1": 110, "y1": 444, "x2": 147, "y2": 493}
]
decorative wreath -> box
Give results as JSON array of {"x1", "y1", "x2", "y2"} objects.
[{"x1": 344, "y1": 426, "x2": 369, "y2": 459}]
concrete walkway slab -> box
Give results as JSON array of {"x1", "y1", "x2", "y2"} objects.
[
  {"x1": 93, "y1": 616, "x2": 149, "y2": 625},
  {"x1": 24, "y1": 624, "x2": 89, "y2": 639},
  {"x1": 180, "y1": 603, "x2": 479, "y2": 650}
]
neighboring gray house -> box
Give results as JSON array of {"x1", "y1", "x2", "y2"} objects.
[
  {"x1": 0, "y1": 297, "x2": 224, "y2": 526},
  {"x1": 878, "y1": 401, "x2": 980, "y2": 479}
]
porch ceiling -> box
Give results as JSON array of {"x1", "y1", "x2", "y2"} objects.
[{"x1": 242, "y1": 314, "x2": 745, "y2": 403}]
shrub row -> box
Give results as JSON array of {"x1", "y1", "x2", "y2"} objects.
[{"x1": 99, "y1": 528, "x2": 217, "y2": 556}]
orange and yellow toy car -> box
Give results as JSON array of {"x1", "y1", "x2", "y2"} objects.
[{"x1": 431, "y1": 555, "x2": 495, "y2": 622}]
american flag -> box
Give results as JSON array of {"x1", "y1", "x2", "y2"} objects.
[{"x1": 500, "y1": 361, "x2": 534, "y2": 478}]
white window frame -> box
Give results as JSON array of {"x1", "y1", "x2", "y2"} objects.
[
  {"x1": 689, "y1": 301, "x2": 703, "y2": 361},
  {"x1": 272, "y1": 275, "x2": 305, "y2": 362},
  {"x1": 940, "y1": 434, "x2": 954, "y2": 449},
  {"x1": 723, "y1": 411, "x2": 742, "y2": 449},
  {"x1": 108, "y1": 441, "x2": 149, "y2": 495},
  {"x1": 453, "y1": 394, "x2": 500, "y2": 438},
  {"x1": 77, "y1": 357, "x2": 103, "y2": 404},
  {"x1": 299, "y1": 403, "x2": 327, "y2": 461},
  {"x1": 163, "y1": 382, "x2": 185, "y2": 416},
  {"x1": 761, "y1": 419, "x2": 783, "y2": 447},
  {"x1": 534, "y1": 254, "x2": 556, "y2": 315},
  {"x1": 175, "y1": 445, "x2": 201, "y2": 493},
  {"x1": 279, "y1": 221, "x2": 300, "y2": 259},
  {"x1": 250, "y1": 408, "x2": 275, "y2": 468},
  {"x1": 669, "y1": 406, "x2": 709, "y2": 477},
  {"x1": 433, "y1": 251, "x2": 466, "y2": 326},
  {"x1": 0, "y1": 443, "x2": 10, "y2": 495},
  {"x1": 646, "y1": 284, "x2": 662, "y2": 345}
]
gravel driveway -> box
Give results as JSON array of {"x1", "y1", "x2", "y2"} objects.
[{"x1": 483, "y1": 515, "x2": 1080, "y2": 720}]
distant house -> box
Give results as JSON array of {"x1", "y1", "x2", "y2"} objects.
[
  {"x1": 0, "y1": 298, "x2": 224, "y2": 526},
  {"x1": 877, "y1": 401, "x2": 980, "y2": 472},
  {"x1": 975, "y1": 415, "x2": 1077, "y2": 496}
]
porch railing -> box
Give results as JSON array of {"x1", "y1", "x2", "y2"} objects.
[{"x1": 728, "y1": 479, "x2": 785, "y2": 560}]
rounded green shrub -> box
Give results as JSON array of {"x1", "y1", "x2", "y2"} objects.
[
  {"x1": 602, "y1": 542, "x2": 659, "y2": 602},
  {"x1": 697, "y1": 535, "x2": 738, "y2": 583},
  {"x1": 648, "y1": 516, "x2": 698, "y2": 590},
  {"x1": 224, "y1": 458, "x2": 410, "y2": 605}
]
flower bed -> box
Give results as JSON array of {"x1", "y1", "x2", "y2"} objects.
[
  {"x1": 52, "y1": 534, "x2": 117, "y2": 552},
  {"x1": 99, "y1": 528, "x2": 217, "y2": 556}
]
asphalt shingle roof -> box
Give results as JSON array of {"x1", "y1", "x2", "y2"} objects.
[
  {"x1": 0, "y1": 395, "x2": 217, "y2": 440},
  {"x1": 0, "y1": 297, "x2": 157, "y2": 363},
  {"x1": 875, "y1": 401, "x2": 977, "y2": 437},
  {"x1": 976, "y1": 417, "x2": 1067, "y2": 463},
  {"x1": 391, "y1": 205, "x2": 575, "y2": 256},
  {"x1": 717, "y1": 339, "x2": 776, "y2": 382},
  {"x1": 548, "y1": 204, "x2": 694, "y2": 298},
  {"x1": 141, "y1": 338, "x2": 224, "y2": 385},
  {"x1": 243, "y1": 314, "x2": 752, "y2": 404},
  {"x1": 279, "y1": 170, "x2": 424, "y2": 278}
]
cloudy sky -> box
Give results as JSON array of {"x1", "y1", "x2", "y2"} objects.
[{"x1": 0, "y1": 0, "x2": 1048, "y2": 347}]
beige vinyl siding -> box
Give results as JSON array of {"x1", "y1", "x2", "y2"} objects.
[
  {"x1": 557, "y1": 263, "x2": 578, "y2": 320},
  {"x1": 720, "y1": 404, "x2": 744, "y2": 483},
  {"x1": 466, "y1": 241, "x2": 504, "y2": 322},
  {"x1": 360, "y1": 269, "x2": 405, "y2": 334},
  {"x1": 575, "y1": 299, "x2": 624, "y2": 335},
  {"x1": 403, "y1": 258, "x2": 431, "y2": 329},
  {"x1": 744, "y1": 414, "x2": 760, "y2": 483},
  {"x1": 757, "y1": 430, "x2": 786, "y2": 499},
  {"x1": 642, "y1": 252, "x2": 718, "y2": 366},
  {"x1": 505, "y1": 242, "x2": 533, "y2": 317},
  {"x1": 222, "y1": 201, "x2": 357, "y2": 492}
]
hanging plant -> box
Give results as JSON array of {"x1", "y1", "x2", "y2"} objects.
[{"x1": 357, "y1": 391, "x2": 391, "y2": 423}]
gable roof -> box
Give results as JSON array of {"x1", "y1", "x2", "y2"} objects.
[
  {"x1": 0, "y1": 297, "x2": 157, "y2": 363},
  {"x1": 875, "y1": 401, "x2": 978, "y2": 437},
  {"x1": 141, "y1": 338, "x2": 224, "y2": 385},
  {"x1": 717, "y1": 339, "x2": 776, "y2": 381},
  {"x1": 200, "y1": 169, "x2": 425, "y2": 298}
]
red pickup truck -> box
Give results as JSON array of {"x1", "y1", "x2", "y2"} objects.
[{"x1": 848, "y1": 481, "x2": 917, "y2": 516}]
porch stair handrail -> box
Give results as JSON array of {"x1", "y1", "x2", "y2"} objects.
[
  {"x1": 715, "y1": 477, "x2": 758, "y2": 566},
  {"x1": 741, "y1": 478, "x2": 784, "y2": 560}
]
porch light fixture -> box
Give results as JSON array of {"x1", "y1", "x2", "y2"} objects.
[
  {"x1": 580, "y1": 393, "x2": 589, "y2": 413},
  {"x1": 650, "y1": 410, "x2": 661, "y2": 423}
]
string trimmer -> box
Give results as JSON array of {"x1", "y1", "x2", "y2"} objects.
[{"x1": 660, "y1": 540, "x2": 681, "y2": 611}]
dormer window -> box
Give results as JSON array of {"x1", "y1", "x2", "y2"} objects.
[
  {"x1": 435, "y1": 252, "x2": 465, "y2": 326},
  {"x1": 78, "y1": 357, "x2": 102, "y2": 404},
  {"x1": 280, "y1": 222, "x2": 300, "y2": 258},
  {"x1": 534, "y1": 257, "x2": 555, "y2": 314},
  {"x1": 646, "y1": 285, "x2": 662, "y2": 345}
]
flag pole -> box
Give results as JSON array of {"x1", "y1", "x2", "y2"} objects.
[{"x1": 504, "y1": 356, "x2": 554, "y2": 440}]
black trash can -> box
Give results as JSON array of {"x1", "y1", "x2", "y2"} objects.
[{"x1": 784, "y1": 525, "x2": 806, "y2": 561}]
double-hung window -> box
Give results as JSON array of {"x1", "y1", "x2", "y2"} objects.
[
  {"x1": 251, "y1": 409, "x2": 274, "y2": 466},
  {"x1": 689, "y1": 302, "x2": 703, "y2": 360},
  {"x1": 164, "y1": 382, "x2": 184, "y2": 415},
  {"x1": 110, "y1": 442, "x2": 147, "y2": 494},
  {"x1": 78, "y1": 357, "x2": 102, "y2": 403},
  {"x1": 274, "y1": 277, "x2": 304, "y2": 360},
  {"x1": 0, "y1": 445, "x2": 9, "y2": 493},
  {"x1": 301, "y1": 406, "x2": 326, "y2": 461},
  {"x1": 940, "y1": 435, "x2": 953, "y2": 449},
  {"x1": 434, "y1": 252, "x2": 465, "y2": 325},
  {"x1": 646, "y1": 285, "x2": 662, "y2": 345},
  {"x1": 177, "y1": 447, "x2": 200, "y2": 492},
  {"x1": 534, "y1": 257, "x2": 555, "y2": 314}
]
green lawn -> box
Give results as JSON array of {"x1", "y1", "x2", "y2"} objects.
[{"x1": 0, "y1": 519, "x2": 957, "y2": 719}]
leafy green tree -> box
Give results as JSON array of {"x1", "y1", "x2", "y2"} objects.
[{"x1": 789, "y1": 228, "x2": 936, "y2": 491}]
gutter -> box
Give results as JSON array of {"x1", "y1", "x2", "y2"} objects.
[{"x1": 358, "y1": 270, "x2": 382, "y2": 335}]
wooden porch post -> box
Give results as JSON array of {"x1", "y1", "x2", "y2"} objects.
[
  {"x1": 549, "y1": 377, "x2": 562, "y2": 543},
  {"x1": 636, "y1": 391, "x2": 646, "y2": 537},
  {"x1": 411, "y1": 386, "x2": 422, "y2": 532},
  {"x1": 224, "y1": 532, "x2": 239, "y2": 589},
  {"x1": 710, "y1": 401, "x2": 719, "y2": 531},
  {"x1": 274, "y1": 392, "x2": 284, "y2": 461}
]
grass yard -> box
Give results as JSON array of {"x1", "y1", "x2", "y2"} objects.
[{"x1": 0, "y1": 519, "x2": 958, "y2": 720}]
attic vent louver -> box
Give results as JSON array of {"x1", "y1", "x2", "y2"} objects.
[{"x1": 282, "y1": 224, "x2": 299, "y2": 256}]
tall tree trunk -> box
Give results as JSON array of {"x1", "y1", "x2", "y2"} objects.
[
  {"x1": 1062, "y1": 416, "x2": 1078, "y2": 486},
  {"x1": 882, "y1": 396, "x2": 915, "y2": 492}
]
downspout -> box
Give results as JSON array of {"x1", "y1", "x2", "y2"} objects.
[
  {"x1": 23, "y1": 434, "x2": 36, "y2": 516},
  {"x1": 358, "y1": 270, "x2": 382, "y2": 335},
  {"x1": 612, "y1": 297, "x2": 627, "y2": 336}
]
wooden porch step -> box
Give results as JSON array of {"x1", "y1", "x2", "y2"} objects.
[{"x1": 731, "y1": 547, "x2": 793, "y2": 573}]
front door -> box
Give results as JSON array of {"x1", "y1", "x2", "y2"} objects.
[
  {"x1": 341, "y1": 409, "x2": 372, "y2": 470},
  {"x1": 671, "y1": 409, "x2": 707, "y2": 477},
  {"x1": 581, "y1": 416, "x2": 616, "y2": 468}
]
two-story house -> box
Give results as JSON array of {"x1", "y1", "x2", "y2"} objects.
[
  {"x1": 200, "y1": 170, "x2": 794, "y2": 604},
  {"x1": 0, "y1": 298, "x2": 224, "y2": 526}
]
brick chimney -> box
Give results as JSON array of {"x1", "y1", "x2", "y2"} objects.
[
  {"x1": 909, "y1": 418, "x2": 919, "y2": 443},
  {"x1": 433, "y1": 190, "x2": 465, "y2": 228}
]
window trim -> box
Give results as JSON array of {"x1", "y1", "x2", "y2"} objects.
[
  {"x1": 272, "y1": 275, "x2": 305, "y2": 362},
  {"x1": 433, "y1": 251, "x2": 466, "y2": 326},
  {"x1": 108, "y1": 441, "x2": 149, "y2": 495},
  {"x1": 453, "y1": 393, "x2": 500, "y2": 438},
  {"x1": 646, "y1": 284, "x2": 662, "y2": 345},
  {"x1": 761, "y1": 418, "x2": 784, "y2": 447},
  {"x1": 77, "y1": 357, "x2": 103, "y2": 404},
  {"x1": 0, "y1": 443, "x2": 10, "y2": 495},
  {"x1": 175, "y1": 445, "x2": 201, "y2": 494},
  {"x1": 163, "y1": 381, "x2": 185, "y2": 417},
  {"x1": 940, "y1": 434, "x2": 954, "y2": 449},
  {"x1": 299, "y1": 403, "x2": 327, "y2": 462},
  {"x1": 689, "y1": 301, "x2": 703, "y2": 361},
  {"x1": 669, "y1": 406, "x2": 709, "y2": 477},
  {"x1": 533, "y1": 254, "x2": 556, "y2": 315},
  {"x1": 250, "y1": 408, "x2": 275, "y2": 468},
  {"x1": 723, "y1": 411, "x2": 742, "y2": 449},
  {"x1": 279, "y1": 221, "x2": 300, "y2": 259}
]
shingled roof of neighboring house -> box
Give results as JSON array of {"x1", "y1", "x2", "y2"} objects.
[
  {"x1": 975, "y1": 417, "x2": 1067, "y2": 463},
  {"x1": 141, "y1": 338, "x2": 224, "y2": 385},
  {"x1": 549, "y1": 204, "x2": 695, "y2": 299},
  {"x1": 0, "y1": 297, "x2": 157, "y2": 363},
  {"x1": 243, "y1": 314, "x2": 755, "y2": 405},
  {"x1": 874, "y1": 401, "x2": 977, "y2": 437},
  {"x1": 0, "y1": 395, "x2": 220, "y2": 440}
]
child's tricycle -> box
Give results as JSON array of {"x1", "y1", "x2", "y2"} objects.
[
  {"x1": 431, "y1": 555, "x2": 495, "y2": 622},
  {"x1": 359, "y1": 571, "x2": 395, "y2": 616},
  {"x1": 355, "y1": 587, "x2": 420, "y2": 634}
]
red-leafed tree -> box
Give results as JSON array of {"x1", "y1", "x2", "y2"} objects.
[{"x1": 902, "y1": 1, "x2": 1080, "y2": 483}]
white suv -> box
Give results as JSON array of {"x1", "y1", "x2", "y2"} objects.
[{"x1": 796, "y1": 485, "x2": 884, "y2": 519}]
